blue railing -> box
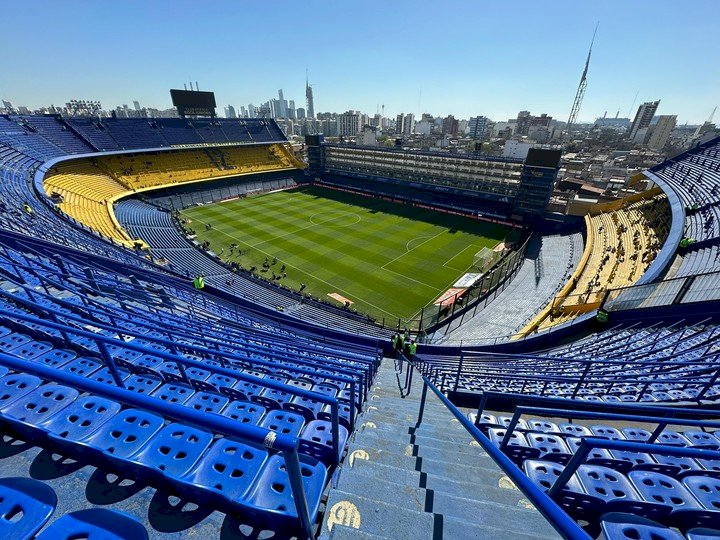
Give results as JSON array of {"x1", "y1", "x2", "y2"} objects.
[{"x1": 395, "y1": 353, "x2": 590, "y2": 540}]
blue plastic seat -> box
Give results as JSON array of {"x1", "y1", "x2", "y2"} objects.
[
  {"x1": 0, "y1": 477, "x2": 57, "y2": 540},
  {"x1": 179, "y1": 437, "x2": 267, "y2": 505},
  {"x1": 34, "y1": 508, "x2": 148, "y2": 540},
  {"x1": 42, "y1": 395, "x2": 121, "y2": 445},
  {"x1": 0, "y1": 332, "x2": 31, "y2": 352},
  {"x1": 88, "y1": 366, "x2": 130, "y2": 385},
  {"x1": 128, "y1": 423, "x2": 213, "y2": 481},
  {"x1": 184, "y1": 391, "x2": 229, "y2": 414},
  {"x1": 628, "y1": 470, "x2": 702, "y2": 514},
  {"x1": 34, "y1": 349, "x2": 76, "y2": 368},
  {"x1": 60, "y1": 357, "x2": 103, "y2": 377},
  {"x1": 124, "y1": 374, "x2": 163, "y2": 395},
  {"x1": 559, "y1": 423, "x2": 592, "y2": 437},
  {"x1": 151, "y1": 383, "x2": 193, "y2": 404},
  {"x1": 600, "y1": 512, "x2": 684, "y2": 540},
  {"x1": 497, "y1": 416, "x2": 530, "y2": 430},
  {"x1": 286, "y1": 395, "x2": 323, "y2": 421},
  {"x1": 10, "y1": 338, "x2": 54, "y2": 360},
  {"x1": 682, "y1": 475, "x2": 720, "y2": 512},
  {"x1": 487, "y1": 428, "x2": 540, "y2": 463},
  {"x1": 657, "y1": 431, "x2": 692, "y2": 447},
  {"x1": 522, "y1": 459, "x2": 597, "y2": 517},
  {"x1": 2, "y1": 384, "x2": 79, "y2": 436},
  {"x1": 526, "y1": 433, "x2": 572, "y2": 463},
  {"x1": 222, "y1": 401, "x2": 266, "y2": 425},
  {"x1": 0, "y1": 373, "x2": 42, "y2": 408},
  {"x1": 258, "y1": 387, "x2": 293, "y2": 408},
  {"x1": 259, "y1": 410, "x2": 305, "y2": 437},
  {"x1": 683, "y1": 431, "x2": 720, "y2": 449},
  {"x1": 622, "y1": 427, "x2": 652, "y2": 442},
  {"x1": 245, "y1": 454, "x2": 327, "y2": 522},
  {"x1": 206, "y1": 373, "x2": 238, "y2": 391},
  {"x1": 78, "y1": 408, "x2": 165, "y2": 466},
  {"x1": 591, "y1": 425, "x2": 626, "y2": 440},
  {"x1": 527, "y1": 419, "x2": 561, "y2": 433}
]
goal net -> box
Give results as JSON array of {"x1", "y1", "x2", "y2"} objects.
[{"x1": 472, "y1": 247, "x2": 500, "y2": 272}]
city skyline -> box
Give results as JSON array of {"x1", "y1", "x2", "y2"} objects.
[{"x1": 1, "y1": 0, "x2": 718, "y2": 124}]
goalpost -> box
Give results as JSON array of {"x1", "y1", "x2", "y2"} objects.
[{"x1": 472, "y1": 247, "x2": 501, "y2": 273}]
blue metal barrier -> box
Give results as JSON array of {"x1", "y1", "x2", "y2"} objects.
[{"x1": 397, "y1": 355, "x2": 590, "y2": 540}]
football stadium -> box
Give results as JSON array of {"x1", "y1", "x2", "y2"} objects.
[{"x1": 0, "y1": 6, "x2": 719, "y2": 539}]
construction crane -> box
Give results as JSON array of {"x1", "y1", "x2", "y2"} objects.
[{"x1": 564, "y1": 23, "x2": 598, "y2": 140}]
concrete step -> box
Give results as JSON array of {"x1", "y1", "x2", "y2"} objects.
[
  {"x1": 325, "y1": 525, "x2": 389, "y2": 539},
  {"x1": 336, "y1": 467, "x2": 426, "y2": 508},
  {"x1": 321, "y1": 490, "x2": 434, "y2": 539},
  {"x1": 358, "y1": 426, "x2": 483, "y2": 456},
  {"x1": 442, "y1": 516, "x2": 559, "y2": 540},
  {"x1": 431, "y1": 491, "x2": 558, "y2": 537},
  {"x1": 345, "y1": 452, "x2": 529, "y2": 506},
  {"x1": 357, "y1": 420, "x2": 469, "y2": 442}
]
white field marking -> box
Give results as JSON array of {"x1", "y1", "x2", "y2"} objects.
[
  {"x1": 405, "y1": 235, "x2": 435, "y2": 252},
  {"x1": 380, "y1": 229, "x2": 446, "y2": 271},
  {"x1": 188, "y1": 214, "x2": 402, "y2": 319}
]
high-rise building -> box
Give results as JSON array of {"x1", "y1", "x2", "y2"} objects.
[
  {"x1": 442, "y1": 115, "x2": 459, "y2": 136},
  {"x1": 468, "y1": 116, "x2": 488, "y2": 140},
  {"x1": 225, "y1": 105, "x2": 237, "y2": 118},
  {"x1": 396, "y1": 113, "x2": 415, "y2": 136},
  {"x1": 647, "y1": 115, "x2": 677, "y2": 150},
  {"x1": 276, "y1": 89, "x2": 288, "y2": 118},
  {"x1": 306, "y1": 73, "x2": 315, "y2": 119},
  {"x1": 248, "y1": 104, "x2": 256, "y2": 118},
  {"x1": 629, "y1": 100, "x2": 660, "y2": 141},
  {"x1": 337, "y1": 111, "x2": 360, "y2": 136},
  {"x1": 239, "y1": 105, "x2": 248, "y2": 118},
  {"x1": 296, "y1": 107, "x2": 306, "y2": 120},
  {"x1": 133, "y1": 101, "x2": 141, "y2": 111}
]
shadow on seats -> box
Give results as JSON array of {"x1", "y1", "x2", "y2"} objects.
[
  {"x1": 29, "y1": 449, "x2": 85, "y2": 480},
  {"x1": 147, "y1": 490, "x2": 214, "y2": 532},
  {"x1": 85, "y1": 468, "x2": 148, "y2": 504}
]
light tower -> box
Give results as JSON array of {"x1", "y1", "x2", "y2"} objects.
[{"x1": 564, "y1": 24, "x2": 598, "y2": 139}]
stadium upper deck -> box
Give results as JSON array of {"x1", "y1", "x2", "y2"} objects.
[{"x1": 0, "y1": 111, "x2": 720, "y2": 538}]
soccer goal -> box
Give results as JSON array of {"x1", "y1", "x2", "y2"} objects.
[{"x1": 472, "y1": 247, "x2": 501, "y2": 272}]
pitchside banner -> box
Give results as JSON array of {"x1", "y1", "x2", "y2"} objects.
[{"x1": 434, "y1": 288, "x2": 466, "y2": 307}]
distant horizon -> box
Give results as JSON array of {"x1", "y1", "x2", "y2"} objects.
[{"x1": 2, "y1": 0, "x2": 717, "y2": 125}]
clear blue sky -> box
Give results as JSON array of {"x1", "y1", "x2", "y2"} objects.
[{"x1": 2, "y1": 0, "x2": 718, "y2": 124}]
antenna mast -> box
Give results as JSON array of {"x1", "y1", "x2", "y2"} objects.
[{"x1": 564, "y1": 23, "x2": 598, "y2": 139}]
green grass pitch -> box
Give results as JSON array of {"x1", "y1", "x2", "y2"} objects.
[{"x1": 181, "y1": 185, "x2": 513, "y2": 324}]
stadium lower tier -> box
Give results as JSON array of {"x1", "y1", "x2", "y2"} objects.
[{"x1": 42, "y1": 144, "x2": 303, "y2": 248}]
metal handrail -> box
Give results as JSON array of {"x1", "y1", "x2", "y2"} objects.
[{"x1": 396, "y1": 354, "x2": 589, "y2": 540}]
